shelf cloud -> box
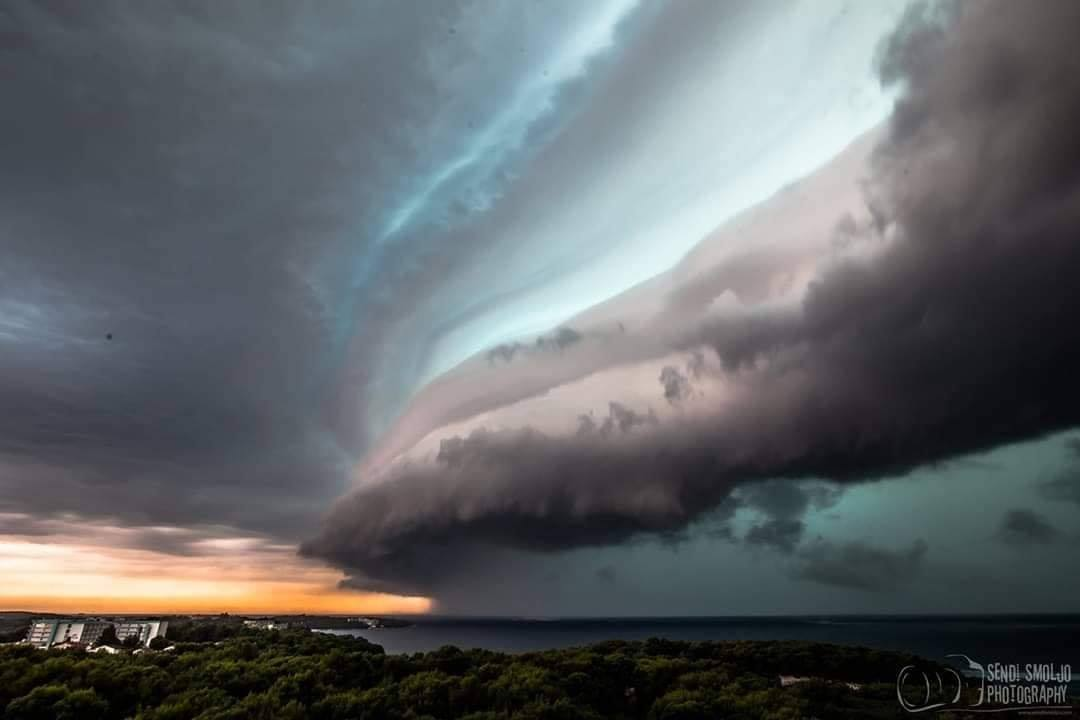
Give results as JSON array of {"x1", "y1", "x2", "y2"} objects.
[
  {"x1": 4, "y1": 0, "x2": 1079, "y2": 613},
  {"x1": 305, "y1": 0, "x2": 1080, "y2": 597}
]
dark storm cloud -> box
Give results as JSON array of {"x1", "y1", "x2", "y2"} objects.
[
  {"x1": 575, "y1": 402, "x2": 659, "y2": 438},
  {"x1": 0, "y1": 1, "x2": 630, "y2": 540},
  {"x1": 0, "y1": 0, "x2": 432, "y2": 536},
  {"x1": 307, "y1": 0, "x2": 1080, "y2": 595},
  {"x1": 659, "y1": 366, "x2": 691, "y2": 404},
  {"x1": 738, "y1": 480, "x2": 842, "y2": 553},
  {"x1": 744, "y1": 520, "x2": 804, "y2": 554},
  {"x1": 598, "y1": 403, "x2": 659, "y2": 436},
  {"x1": 305, "y1": 425, "x2": 733, "y2": 595},
  {"x1": 303, "y1": 425, "x2": 841, "y2": 595},
  {"x1": 794, "y1": 539, "x2": 928, "y2": 591},
  {"x1": 997, "y1": 509, "x2": 1059, "y2": 547},
  {"x1": 737, "y1": 480, "x2": 841, "y2": 523}
]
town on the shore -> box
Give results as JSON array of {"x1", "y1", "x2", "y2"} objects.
[
  {"x1": 0, "y1": 612, "x2": 410, "y2": 653},
  {"x1": 24, "y1": 617, "x2": 169, "y2": 652}
]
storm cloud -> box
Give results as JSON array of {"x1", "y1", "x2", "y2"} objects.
[
  {"x1": 306, "y1": 0, "x2": 1080, "y2": 596},
  {"x1": 0, "y1": 0, "x2": 643, "y2": 541},
  {"x1": 5, "y1": 0, "x2": 1079, "y2": 613},
  {"x1": 738, "y1": 479, "x2": 842, "y2": 553},
  {"x1": 794, "y1": 539, "x2": 928, "y2": 592},
  {"x1": 997, "y1": 509, "x2": 1059, "y2": 547}
]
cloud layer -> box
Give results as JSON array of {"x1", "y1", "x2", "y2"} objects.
[
  {"x1": 0, "y1": 0, "x2": 643, "y2": 542},
  {"x1": 305, "y1": 0, "x2": 1080, "y2": 597}
]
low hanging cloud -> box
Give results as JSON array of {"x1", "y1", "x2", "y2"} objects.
[
  {"x1": 744, "y1": 520, "x2": 805, "y2": 555},
  {"x1": 794, "y1": 539, "x2": 928, "y2": 592},
  {"x1": 738, "y1": 479, "x2": 843, "y2": 553},
  {"x1": 305, "y1": 0, "x2": 1080, "y2": 596},
  {"x1": 997, "y1": 509, "x2": 1059, "y2": 547}
]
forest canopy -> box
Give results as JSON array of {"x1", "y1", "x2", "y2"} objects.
[{"x1": 0, "y1": 628, "x2": 930, "y2": 719}]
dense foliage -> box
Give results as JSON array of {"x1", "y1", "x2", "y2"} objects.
[
  {"x1": 0, "y1": 627, "x2": 28, "y2": 645},
  {"x1": 0, "y1": 629, "x2": 928, "y2": 719},
  {"x1": 0, "y1": 614, "x2": 35, "y2": 645},
  {"x1": 163, "y1": 621, "x2": 252, "y2": 644}
]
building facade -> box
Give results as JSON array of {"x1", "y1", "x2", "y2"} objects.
[
  {"x1": 26, "y1": 620, "x2": 59, "y2": 648},
  {"x1": 25, "y1": 619, "x2": 166, "y2": 649},
  {"x1": 113, "y1": 620, "x2": 168, "y2": 647},
  {"x1": 25, "y1": 620, "x2": 111, "y2": 649}
]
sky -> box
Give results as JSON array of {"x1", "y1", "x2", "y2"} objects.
[{"x1": 2, "y1": 0, "x2": 1079, "y2": 616}]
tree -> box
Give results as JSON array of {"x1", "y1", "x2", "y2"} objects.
[
  {"x1": 96, "y1": 625, "x2": 118, "y2": 646},
  {"x1": 121, "y1": 633, "x2": 143, "y2": 649},
  {"x1": 0, "y1": 631, "x2": 952, "y2": 719},
  {"x1": 5, "y1": 684, "x2": 72, "y2": 720},
  {"x1": 148, "y1": 635, "x2": 170, "y2": 650},
  {"x1": 53, "y1": 688, "x2": 109, "y2": 720},
  {"x1": 0, "y1": 622, "x2": 29, "y2": 644}
]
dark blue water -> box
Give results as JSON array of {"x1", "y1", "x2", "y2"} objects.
[{"x1": 320, "y1": 615, "x2": 1080, "y2": 671}]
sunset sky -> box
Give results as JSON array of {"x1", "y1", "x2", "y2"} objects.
[{"x1": 2, "y1": 0, "x2": 1079, "y2": 615}]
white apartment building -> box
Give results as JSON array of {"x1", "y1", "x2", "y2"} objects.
[
  {"x1": 26, "y1": 620, "x2": 110, "y2": 649},
  {"x1": 26, "y1": 618, "x2": 167, "y2": 649},
  {"x1": 114, "y1": 620, "x2": 168, "y2": 647}
]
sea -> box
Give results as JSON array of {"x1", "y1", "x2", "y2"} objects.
[{"x1": 319, "y1": 614, "x2": 1080, "y2": 673}]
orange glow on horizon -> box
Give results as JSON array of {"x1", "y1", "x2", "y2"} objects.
[
  {"x1": 0, "y1": 591, "x2": 432, "y2": 616},
  {"x1": 0, "y1": 524, "x2": 433, "y2": 616}
]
